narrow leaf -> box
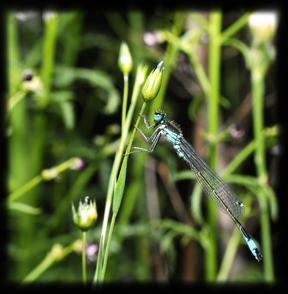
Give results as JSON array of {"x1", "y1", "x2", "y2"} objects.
[{"x1": 113, "y1": 156, "x2": 127, "y2": 214}]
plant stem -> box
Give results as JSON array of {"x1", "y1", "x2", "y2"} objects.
[
  {"x1": 40, "y1": 12, "x2": 58, "y2": 108},
  {"x1": 206, "y1": 11, "x2": 222, "y2": 282},
  {"x1": 221, "y1": 12, "x2": 252, "y2": 43},
  {"x1": 82, "y1": 231, "x2": 87, "y2": 286},
  {"x1": 101, "y1": 212, "x2": 117, "y2": 281},
  {"x1": 148, "y1": 12, "x2": 184, "y2": 118},
  {"x1": 121, "y1": 74, "x2": 129, "y2": 137},
  {"x1": 216, "y1": 220, "x2": 243, "y2": 281},
  {"x1": 8, "y1": 157, "x2": 77, "y2": 202},
  {"x1": 100, "y1": 66, "x2": 143, "y2": 250},
  {"x1": 251, "y1": 72, "x2": 274, "y2": 281},
  {"x1": 8, "y1": 175, "x2": 43, "y2": 203},
  {"x1": 97, "y1": 102, "x2": 147, "y2": 284},
  {"x1": 95, "y1": 66, "x2": 145, "y2": 285},
  {"x1": 20, "y1": 241, "x2": 80, "y2": 286}
]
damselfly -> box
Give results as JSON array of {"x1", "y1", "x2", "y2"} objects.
[{"x1": 125, "y1": 110, "x2": 263, "y2": 262}]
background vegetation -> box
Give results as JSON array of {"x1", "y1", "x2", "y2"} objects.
[{"x1": 6, "y1": 9, "x2": 281, "y2": 286}]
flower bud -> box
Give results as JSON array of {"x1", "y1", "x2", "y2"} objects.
[
  {"x1": 118, "y1": 42, "x2": 133, "y2": 75},
  {"x1": 248, "y1": 11, "x2": 278, "y2": 45},
  {"x1": 141, "y1": 61, "x2": 164, "y2": 102},
  {"x1": 71, "y1": 197, "x2": 97, "y2": 232},
  {"x1": 137, "y1": 63, "x2": 149, "y2": 85},
  {"x1": 21, "y1": 76, "x2": 43, "y2": 92},
  {"x1": 41, "y1": 168, "x2": 58, "y2": 180}
]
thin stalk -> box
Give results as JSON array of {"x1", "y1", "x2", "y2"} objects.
[
  {"x1": 8, "y1": 157, "x2": 77, "y2": 202},
  {"x1": 187, "y1": 52, "x2": 210, "y2": 97},
  {"x1": 221, "y1": 12, "x2": 252, "y2": 44},
  {"x1": 40, "y1": 12, "x2": 58, "y2": 108},
  {"x1": 148, "y1": 12, "x2": 184, "y2": 118},
  {"x1": 20, "y1": 241, "x2": 80, "y2": 286},
  {"x1": 251, "y1": 73, "x2": 274, "y2": 281},
  {"x1": 101, "y1": 212, "x2": 117, "y2": 281},
  {"x1": 125, "y1": 102, "x2": 147, "y2": 154},
  {"x1": 121, "y1": 74, "x2": 129, "y2": 137},
  {"x1": 100, "y1": 65, "x2": 144, "y2": 249},
  {"x1": 82, "y1": 231, "x2": 87, "y2": 286},
  {"x1": 216, "y1": 221, "x2": 243, "y2": 281},
  {"x1": 8, "y1": 175, "x2": 43, "y2": 203},
  {"x1": 95, "y1": 65, "x2": 146, "y2": 285},
  {"x1": 99, "y1": 102, "x2": 147, "y2": 283},
  {"x1": 206, "y1": 11, "x2": 222, "y2": 282}
]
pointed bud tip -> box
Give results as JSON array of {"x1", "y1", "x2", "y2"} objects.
[{"x1": 141, "y1": 61, "x2": 164, "y2": 102}]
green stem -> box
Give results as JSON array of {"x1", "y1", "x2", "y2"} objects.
[
  {"x1": 101, "y1": 213, "x2": 117, "y2": 281},
  {"x1": 121, "y1": 74, "x2": 129, "y2": 137},
  {"x1": 206, "y1": 11, "x2": 222, "y2": 282},
  {"x1": 97, "y1": 102, "x2": 147, "y2": 284},
  {"x1": 221, "y1": 140, "x2": 256, "y2": 177},
  {"x1": 217, "y1": 219, "x2": 245, "y2": 281},
  {"x1": 100, "y1": 67, "x2": 143, "y2": 249},
  {"x1": 8, "y1": 157, "x2": 77, "y2": 202},
  {"x1": 186, "y1": 52, "x2": 210, "y2": 97},
  {"x1": 82, "y1": 231, "x2": 87, "y2": 286},
  {"x1": 8, "y1": 175, "x2": 43, "y2": 203},
  {"x1": 20, "y1": 241, "x2": 80, "y2": 286},
  {"x1": 40, "y1": 12, "x2": 58, "y2": 108},
  {"x1": 149, "y1": 12, "x2": 184, "y2": 117},
  {"x1": 221, "y1": 12, "x2": 252, "y2": 43},
  {"x1": 125, "y1": 102, "x2": 147, "y2": 154},
  {"x1": 95, "y1": 65, "x2": 146, "y2": 284},
  {"x1": 251, "y1": 72, "x2": 274, "y2": 281}
]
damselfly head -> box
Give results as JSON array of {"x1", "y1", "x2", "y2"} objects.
[{"x1": 153, "y1": 110, "x2": 166, "y2": 123}]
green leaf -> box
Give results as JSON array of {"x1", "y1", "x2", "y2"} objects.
[
  {"x1": 59, "y1": 101, "x2": 75, "y2": 129},
  {"x1": 50, "y1": 90, "x2": 75, "y2": 102},
  {"x1": 8, "y1": 202, "x2": 42, "y2": 215},
  {"x1": 54, "y1": 66, "x2": 120, "y2": 115},
  {"x1": 173, "y1": 170, "x2": 195, "y2": 181},
  {"x1": 113, "y1": 156, "x2": 127, "y2": 214},
  {"x1": 219, "y1": 95, "x2": 231, "y2": 109}
]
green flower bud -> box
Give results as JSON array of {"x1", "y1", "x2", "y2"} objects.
[
  {"x1": 118, "y1": 42, "x2": 133, "y2": 75},
  {"x1": 72, "y1": 197, "x2": 97, "y2": 232},
  {"x1": 137, "y1": 63, "x2": 149, "y2": 85},
  {"x1": 141, "y1": 61, "x2": 164, "y2": 102}
]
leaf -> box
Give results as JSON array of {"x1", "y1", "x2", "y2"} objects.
[
  {"x1": 113, "y1": 156, "x2": 127, "y2": 214},
  {"x1": 54, "y1": 66, "x2": 120, "y2": 115},
  {"x1": 50, "y1": 90, "x2": 75, "y2": 102},
  {"x1": 174, "y1": 170, "x2": 195, "y2": 181},
  {"x1": 219, "y1": 94, "x2": 231, "y2": 109},
  {"x1": 8, "y1": 202, "x2": 42, "y2": 215},
  {"x1": 59, "y1": 101, "x2": 75, "y2": 129}
]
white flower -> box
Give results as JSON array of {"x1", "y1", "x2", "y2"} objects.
[{"x1": 249, "y1": 11, "x2": 278, "y2": 44}]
